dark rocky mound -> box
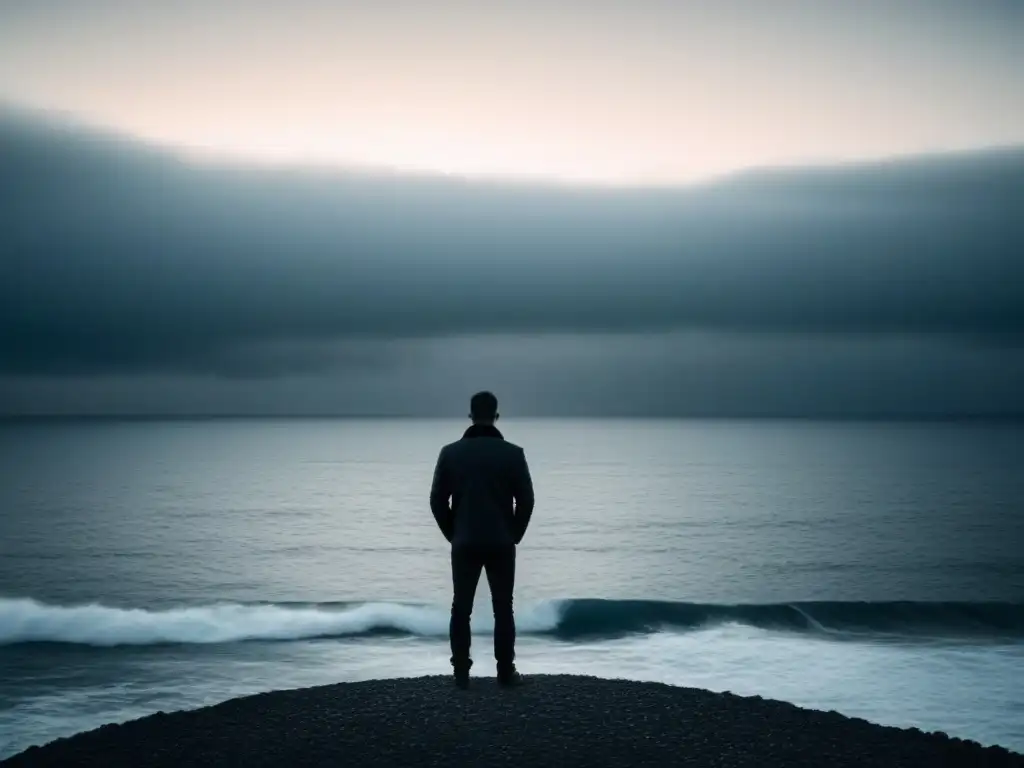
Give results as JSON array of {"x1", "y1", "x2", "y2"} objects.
[{"x1": 2, "y1": 675, "x2": 1021, "y2": 767}]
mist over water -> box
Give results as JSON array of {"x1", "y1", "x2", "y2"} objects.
[{"x1": 1, "y1": 418, "x2": 1023, "y2": 757}]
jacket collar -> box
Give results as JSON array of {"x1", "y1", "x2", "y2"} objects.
[{"x1": 462, "y1": 424, "x2": 504, "y2": 440}]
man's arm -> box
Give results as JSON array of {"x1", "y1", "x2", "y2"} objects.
[
  {"x1": 512, "y1": 447, "x2": 535, "y2": 545},
  {"x1": 429, "y1": 448, "x2": 454, "y2": 542}
]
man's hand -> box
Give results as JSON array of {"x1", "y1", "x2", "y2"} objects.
[
  {"x1": 513, "y1": 447, "x2": 535, "y2": 544},
  {"x1": 429, "y1": 448, "x2": 454, "y2": 542}
]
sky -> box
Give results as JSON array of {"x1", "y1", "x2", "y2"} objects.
[
  {"x1": 1, "y1": 1, "x2": 1022, "y2": 183},
  {"x1": 0, "y1": 1, "x2": 1022, "y2": 417}
]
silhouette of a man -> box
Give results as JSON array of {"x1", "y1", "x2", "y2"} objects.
[{"x1": 430, "y1": 391, "x2": 535, "y2": 688}]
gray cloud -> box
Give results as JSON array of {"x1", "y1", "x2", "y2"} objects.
[
  {"x1": 1, "y1": 108, "x2": 1023, "y2": 384},
  {"x1": 3, "y1": 333, "x2": 1022, "y2": 418}
]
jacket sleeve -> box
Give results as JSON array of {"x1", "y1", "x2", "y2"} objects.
[
  {"x1": 512, "y1": 447, "x2": 535, "y2": 544},
  {"x1": 429, "y1": 448, "x2": 454, "y2": 542}
]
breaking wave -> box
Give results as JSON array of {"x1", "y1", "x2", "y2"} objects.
[{"x1": 2, "y1": 597, "x2": 1022, "y2": 648}]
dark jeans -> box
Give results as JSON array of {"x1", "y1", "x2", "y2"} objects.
[{"x1": 450, "y1": 544, "x2": 516, "y2": 671}]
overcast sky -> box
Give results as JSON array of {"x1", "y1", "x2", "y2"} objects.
[
  {"x1": 0, "y1": 2, "x2": 1022, "y2": 416},
  {"x1": 1, "y1": 109, "x2": 1022, "y2": 416},
  {"x1": 1, "y1": 1, "x2": 1022, "y2": 183}
]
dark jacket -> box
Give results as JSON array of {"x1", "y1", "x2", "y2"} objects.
[{"x1": 430, "y1": 425, "x2": 535, "y2": 548}]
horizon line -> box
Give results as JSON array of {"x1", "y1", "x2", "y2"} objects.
[{"x1": 2, "y1": 413, "x2": 1023, "y2": 423}]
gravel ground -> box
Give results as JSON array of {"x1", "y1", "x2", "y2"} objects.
[{"x1": 2, "y1": 674, "x2": 1022, "y2": 767}]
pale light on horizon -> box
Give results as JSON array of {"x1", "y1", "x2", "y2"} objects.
[{"x1": 1, "y1": 0, "x2": 1022, "y2": 184}]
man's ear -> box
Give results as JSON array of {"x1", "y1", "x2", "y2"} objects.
[{"x1": 494, "y1": 413, "x2": 500, "y2": 422}]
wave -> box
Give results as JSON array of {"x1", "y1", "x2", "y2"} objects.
[{"x1": 1, "y1": 597, "x2": 1022, "y2": 648}]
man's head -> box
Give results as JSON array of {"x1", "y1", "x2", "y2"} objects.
[{"x1": 469, "y1": 391, "x2": 499, "y2": 425}]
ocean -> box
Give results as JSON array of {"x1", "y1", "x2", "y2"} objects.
[{"x1": 1, "y1": 417, "x2": 1022, "y2": 759}]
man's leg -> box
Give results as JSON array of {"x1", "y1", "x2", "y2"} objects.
[
  {"x1": 450, "y1": 545, "x2": 483, "y2": 680},
  {"x1": 483, "y1": 545, "x2": 517, "y2": 680}
]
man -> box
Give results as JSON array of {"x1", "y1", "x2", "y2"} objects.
[{"x1": 430, "y1": 391, "x2": 535, "y2": 688}]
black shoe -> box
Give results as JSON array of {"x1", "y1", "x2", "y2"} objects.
[
  {"x1": 497, "y1": 665, "x2": 523, "y2": 687},
  {"x1": 453, "y1": 667, "x2": 470, "y2": 689}
]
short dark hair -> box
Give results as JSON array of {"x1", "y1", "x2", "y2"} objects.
[{"x1": 470, "y1": 391, "x2": 498, "y2": 420}]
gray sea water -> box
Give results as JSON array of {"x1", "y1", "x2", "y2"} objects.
[{"x1": 1, "y1": 418, "x2": 1023, "y2": 759}]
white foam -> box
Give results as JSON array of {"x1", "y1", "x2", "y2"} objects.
[{"x1": 0, "y1": 598, "x2": 564, "y2": 647}]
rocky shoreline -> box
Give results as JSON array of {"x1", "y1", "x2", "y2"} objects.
[{"x1": 2, "y1": 674, "x2": 1021, "y2": 767}]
